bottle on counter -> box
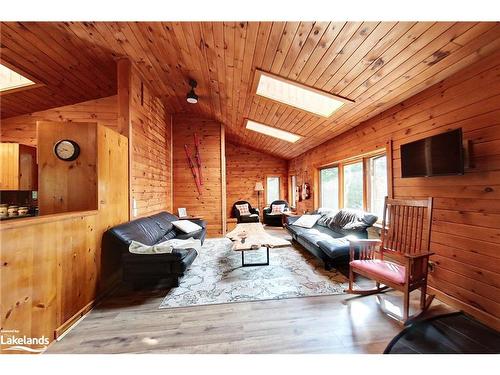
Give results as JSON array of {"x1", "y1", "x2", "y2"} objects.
[
  {"x1": 18, "y1": 206, "x2": 29, "y2": 216},
  {"x1": 0, "y1": 204, "x2": 8, "y2": 218},
  {"x1": 7, "y1": 205, "x2": 19, "y2": 217}
]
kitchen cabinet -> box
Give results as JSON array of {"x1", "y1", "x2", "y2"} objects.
[{"x1": 0, "y1": 143, "x2": 37, "y2": 190}]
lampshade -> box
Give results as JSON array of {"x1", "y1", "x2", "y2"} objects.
[{"x1": 254, "y1": 182, "x2": 264, "y2": 192}]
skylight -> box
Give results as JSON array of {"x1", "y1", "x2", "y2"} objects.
[
  {"x1": 0, "y1": 63, "x2": 36, "y2": 93},
  {"x1": 254, "y1": 70, "x2": 351, "y2": 117},
  {"x1": 245, "y1": 120, "x2": 301, "y2": 143}
]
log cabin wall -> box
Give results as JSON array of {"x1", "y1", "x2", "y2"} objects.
[
  {"x1": 129, "y1": 67, "x2": 173, "y2": 218},
  {"x1": 225, "y1": 142, "x2": 289, "y2": 218},
  {"x1": 0, "y1": 125, "x2": 129, "y2": 349},
  {"x1": 0, "y1": 96, "x2": 119, "y2": 146},
  {"x1": 1, "y1": 68, "x2": 174, "y2": 220},
  {"x1": 172, "y1": 115, "x2": 224, "y2": 237},
  {"x1": 37, "y1": 121, "x2": 98, "y2": 215},
  {"x1": 288, "y1": 50, "x2": 500, "y2": 329}
]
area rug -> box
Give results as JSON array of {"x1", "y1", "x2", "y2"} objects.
[{"x1": 159, "y1": 238, "x2": 351, "y2": 309}]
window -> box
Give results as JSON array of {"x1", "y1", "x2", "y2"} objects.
[
  {"x1": 245, "y1": 120, "x2": 301, "y2": 143},
  {"x1": 290, "y1": 175, "x2": 297, "y2": 208},
  {"x1": 343, "y1": 162, "x2": 363, "y2": 209},
  {"x1": 254, "y1": 70, "x2": 349, "y2": 117},
  {"x1": 320, "y1": 167, "x2": 339, "y2": 210},
  {"x1": 0, "y1": 63, "x2": 36, "y2": 93},
  {"x1": 266, "y1": 176, "x2": 280, "y2": 205},
  {"x1": 367, "y1": 155, "x2": 388, "y2": 220},
  {"x1": 318, "y1": 151, "x2": 388, "y2": 218}
]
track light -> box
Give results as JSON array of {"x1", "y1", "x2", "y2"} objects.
[{"x1": 186, "y1": 79, "x2": 198, "y2": 104}]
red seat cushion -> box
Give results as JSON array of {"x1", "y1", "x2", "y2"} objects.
[{"x1": 350, "y1": 259, "x2": 406, "y2": 285}]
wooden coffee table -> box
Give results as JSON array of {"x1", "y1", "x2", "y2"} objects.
[{"x1": 225, "y1": 222, "x2": 291, "y2": 267}]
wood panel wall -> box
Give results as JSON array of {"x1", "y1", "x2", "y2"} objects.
[
  {"x1": 0, "y1": 96, "x2": 118, "y2": 146},
  {"x1": 288, "y1": 50, "x2": 500, "y2": 329},
  {"x1": 1, "y1": 71, "x2": 173, "y2": 219},
  {"x1": 225, "y1": 142, "x2": 288, "y2": 217},
  {"x1": 0, "y1": 126, "x2": 129, "y2": 351},
  {"x1": 172, "y1": 115, "x2": 224, "y2": 237},
  {"x1": 130, "y1": 67, "x2": 173, "y2": 218},
  {"x1": 37, "y1": 121, "x2": 98, "y2": 215}
]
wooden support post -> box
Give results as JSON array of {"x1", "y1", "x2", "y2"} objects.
[
  {"x1": 117, "y1": 58, "x2": 133, "y2": 219},
  {"x1": 221, "y1": 124, "x2": 227, "y2": 235}
]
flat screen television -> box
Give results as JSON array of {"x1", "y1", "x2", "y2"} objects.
[{"x1": 401, "y1": 128, "x2": 464, "y2": 178}]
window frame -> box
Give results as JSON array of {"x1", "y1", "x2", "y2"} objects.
[
  {"x1": 318, "y1": 148, "x2": 389, "y2": 214},
  {"x1": 0, "y1": 61, "x2": 44, "y2": 96},
  {"x1": 365, "y1": 153, "x2": 388, "y2": 221},
  {"x1": 319, "y1": 165, "x2": 340, "y2": 210},
  {"x1": 265, "y1": 175, "x2": 281, "y2": 206},
  {"x1": 342, "y1": 159, "x2": 365, "y2": 210},
  {"x1": 290, "y1": 175, "x2": 297, "y2": 209}
]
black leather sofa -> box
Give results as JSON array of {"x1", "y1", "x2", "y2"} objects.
[
  {"x1": 263, "y1": 200, "x2": 289, "y2": 226},
  {"x1": 285, "y1": 209, "x2": 377, "y2": 270},
  {"x1": 102, "y1": 211, "x2": 206, "y2": 288},
  {"x1": 231, "y1": 200, "x2": 260, "y2": 223}
]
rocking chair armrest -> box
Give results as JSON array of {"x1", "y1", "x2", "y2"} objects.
[{"x1": 403, "y1": 252, "x2": 434, "y2": 259}]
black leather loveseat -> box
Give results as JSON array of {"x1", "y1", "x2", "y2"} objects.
[
  {"x1": 102, "y1": 211, "x2": 206, "y2": 288},
  {"x1": 285, "y1": 208, "x2": 377, "y2": 270}
]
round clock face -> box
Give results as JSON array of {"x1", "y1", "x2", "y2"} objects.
[{"x1": 54, "y1": 140, "x2": 80, "y2": 161}]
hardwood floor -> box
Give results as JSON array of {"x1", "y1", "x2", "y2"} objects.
[{"x1": 47, "y1": 227, "x2": 456, "y2": 354}]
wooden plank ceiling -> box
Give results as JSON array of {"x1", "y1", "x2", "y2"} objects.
[{"x1": 2, "y1": 22, "x2": 500, "y2": 159}]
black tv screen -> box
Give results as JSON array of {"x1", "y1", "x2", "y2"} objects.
[{"x1": 401, "y1": 129, "x2": 464, "y2": 178}]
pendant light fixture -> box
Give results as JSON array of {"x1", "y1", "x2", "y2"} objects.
[{"x1": 186, "y1": 79, "x2": 198, "y2": 104}]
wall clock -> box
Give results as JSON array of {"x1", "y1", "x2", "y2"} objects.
[{"x1": 54, "y1": 139, "x2": 80, "y2": 161}]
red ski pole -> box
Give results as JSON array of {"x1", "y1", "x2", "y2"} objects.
[
  {"x1": 194, "y1": 133, "x2": 203, "y2": 185},
  {"x1": 184, "y1": 144, "x2": 202, "y2": 195}
]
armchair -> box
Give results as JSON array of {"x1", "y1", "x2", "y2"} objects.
[
  {"x1": 263, "y1": 200, "x2": 290, "y2": 226},
  {"x1": 231, "y1": 200, "x2": 260, "y2": 223}
]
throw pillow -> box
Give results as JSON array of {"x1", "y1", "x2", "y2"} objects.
[
  {"x1": 328, "y1": 209, "x2": 378, "y2": 232},
  {"x1": 291, "y1": 214, "x2": 321, "y2": 229},
  {"x1": 171, "y1": 220, "x2": 203, "y2": 234},
  {"x1": 343, "y1": 213, "x2": 378, "y2": 230},
  {"x1": 235, "y1": 203, "x2": 250, "y2": 216},
  {"x1": 270, "y1": 204, "x2": 285, "y2": 215},
  {"x1": 316, "y1": 209, "x2": 338, "y2": 227},
  {"x1": 317, "y1": 207, "x2": 337, "y2": 215}
]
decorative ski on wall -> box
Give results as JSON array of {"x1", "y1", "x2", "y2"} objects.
[
  {"x1": 184, "y1": 133, "x2": 204, "y2": 195},
  {"x1": 184, "y1": 144, "x2": 202, "y2": 195},
  {"x1": 194, "y1": 133, "x2": 203, "y2": 185}
]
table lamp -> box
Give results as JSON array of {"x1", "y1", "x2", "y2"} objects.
[{"x1": 254, "y1": 181, "x2": 264, "y2": 214}]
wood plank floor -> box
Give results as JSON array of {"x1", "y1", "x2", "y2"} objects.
[{"x1": 47, "y1": 227, "x2": 456, "y2": 354}]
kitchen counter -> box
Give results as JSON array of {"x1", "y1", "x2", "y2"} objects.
[{"x1": 0, "y1": 214, "x2": 35, "y2": 221}]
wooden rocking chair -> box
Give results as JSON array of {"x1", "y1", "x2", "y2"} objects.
[{"x1": 346, "y1": 197, "x2": 435, "y2": 325}]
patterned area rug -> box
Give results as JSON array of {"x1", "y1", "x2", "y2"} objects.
[{"x1": 159, "y1": 237, "x2": 351, "y2": 309}]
